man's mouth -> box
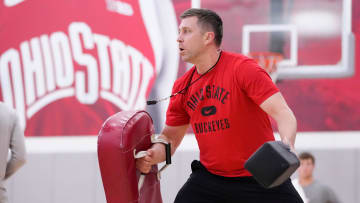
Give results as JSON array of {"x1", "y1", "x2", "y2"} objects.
[{"x1": 179, "y1": 48, "x2": 184, "y2": 52}]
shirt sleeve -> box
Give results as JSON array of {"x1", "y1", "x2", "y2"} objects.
[
  {"x1": 165, "y1": 81, "x2": 190, "y2": 126},
  {"x1": 235, "y1": 59, "x2": 279, "y2": 105},
  {"x1": 325, "y1": 186, "x2": 340, "y2": 203},
  {"x1": 5, "y1": 112, "x2": 26, "y2": 179}
]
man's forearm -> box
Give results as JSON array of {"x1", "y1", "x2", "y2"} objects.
[
  {"x1": 276, "y1": 109, "x2": 297, "y2": 149},
  {"x1": 149, "y1": 124, "x2": 188, "y2": 164},
  {"x1": 260, "y1": 92, "x2": 297, "y2": 148},
  {"x1": 157, "y1": 133, "x2": 183, "y2": 155},
  {"x1": 150, "y1": 132, "x2": 183, "y2": 164}
]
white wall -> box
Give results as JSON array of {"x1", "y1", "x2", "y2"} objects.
[{"x1": 5, "y1": 132, "x2": 360, "y2": 203}]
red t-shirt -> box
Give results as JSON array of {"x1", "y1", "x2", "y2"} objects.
[{"x1": 166, "y1": 51, "x2": 279, "y2": 177}]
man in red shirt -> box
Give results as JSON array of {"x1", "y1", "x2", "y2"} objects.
[{"x1": 137, "y1": 8, "x2": 303, "y2": 202}]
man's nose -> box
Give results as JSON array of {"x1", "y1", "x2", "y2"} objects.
[{"x1": 177, "y1": 35, "x2": 183, "y2": 43}]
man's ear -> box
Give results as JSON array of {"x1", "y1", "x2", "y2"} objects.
[{"x1": 204, "y1": 32, "x2": 215, "y2": 45}]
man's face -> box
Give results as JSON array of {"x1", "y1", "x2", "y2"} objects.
[
  {"x1": 177, "y1": 16, "x2": 207, "y2": 63},
  {"x1": 298, "y1": 158, "x2": 315, "y2": 179}
]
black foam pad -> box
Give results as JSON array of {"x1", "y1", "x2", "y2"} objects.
[{"x1": 244, "y1": 141, "x2": 300, "y2": 188}]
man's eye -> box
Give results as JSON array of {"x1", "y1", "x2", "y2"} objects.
[{"x1": 179, "y1": 29, "x2": 190, "y2": 34}]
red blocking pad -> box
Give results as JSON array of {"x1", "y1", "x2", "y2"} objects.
[{"x1": 97, "y1": 110, "x2": 162, "y2": 203}]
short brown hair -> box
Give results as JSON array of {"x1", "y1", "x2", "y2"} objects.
[
  {"x1": 180, "y1": 8, "x2": 223, "y2": 47},
  {"x1": 299, "y1": 152, "x2": 315, "y2": 164}
]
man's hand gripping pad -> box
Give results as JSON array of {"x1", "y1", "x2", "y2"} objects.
[{"x1": 97, "y1": 110, "x2": 167, "y2": 203}]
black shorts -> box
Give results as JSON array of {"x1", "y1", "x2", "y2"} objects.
[{"x1": 174, "y1": 160, "x2": 304, "y2": 203}]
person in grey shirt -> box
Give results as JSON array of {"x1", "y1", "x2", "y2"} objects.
[
  {"x1": 0, "y1": 102, "x2": 26, "y2": 203},
  {"x1": 295, "y1": 152, "x2": 340, "y2": 203}
]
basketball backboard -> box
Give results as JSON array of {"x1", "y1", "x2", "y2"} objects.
[{"x1": 192, "y1": 0, "x2": 354, "y2": 80}]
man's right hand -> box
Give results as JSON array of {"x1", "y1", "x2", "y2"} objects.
[
  {"x1": 135, "y1": 146, "x2": 162, "y2": 174},
  {"x1": 135, "y1": 124, "x2": 189, "y2": 173}
]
